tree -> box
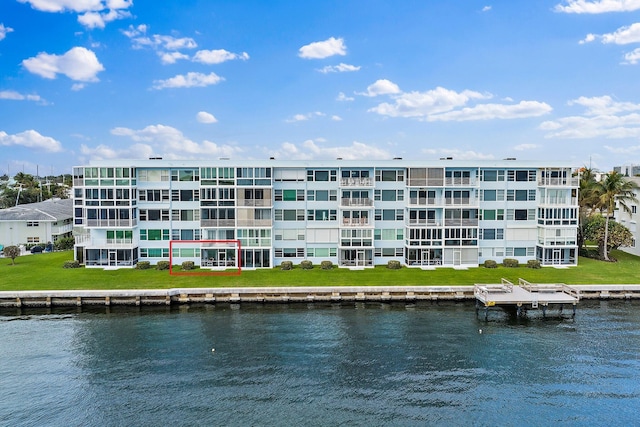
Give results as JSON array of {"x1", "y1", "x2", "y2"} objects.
[
  {"x1": 576, "y1": 167, "x2": 599, "y2": 250},
  {"x1": 3, "y1": 245, "x2": 20, "y2": 265},
  {"x1": 584, "y1": 215, "x2": 633, "y2": 260},
  {"x1": 593, "y1": 171, "x2": 639, "y2": 261}
]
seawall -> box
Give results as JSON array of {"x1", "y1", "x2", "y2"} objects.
[{"x1": 1, "y1": 285, "x2": 640, "y2": 308}]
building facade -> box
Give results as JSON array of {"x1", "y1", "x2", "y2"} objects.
[
  {"x1": 72, "y1": 159, "x2": 579, "y2": 269},
  {"x1": 0, "y1": 198, "x2": 73, "y2": 248},
  {"x1": 614, "y1": 176, "x2": 640, "y2": 257}
]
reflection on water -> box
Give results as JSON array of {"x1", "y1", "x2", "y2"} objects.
[{"x1": 1, "y1": 301, "x2": 639, "y2": 426}]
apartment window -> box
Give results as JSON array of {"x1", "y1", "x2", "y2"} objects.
[
  {"x1": 482, "y1": 170, "x2": 505, "y2": 181},
  {"x1": 480, "y1": 228, "x2": 504, "y2": 240},
  {"x1": 140, "y1": 209, "x2": 169, "y2": 221},
  {"x1": 508, "y1": 169, "x2": 536, "y2": 182},
  {"x1": 307, "y1": 209, "x2": 336, "y2": 221},
  {"x1": 307, "y1": 248, "x2": 337, "y2": 257},
  {"x1": 376, "y1": 169, "x2": 404, "y2": 182},
  {"x1": 633, "y1": 206, "x2": 637, "y2": 214},
  {"x1": 171, "y1": 169, "x2": 199, "y2": 182},
  {"x1": 26, "y1": 221, "x2": 39, "y2": 227},
  {"x1": 307, "y1": 170, "x2": 337, "y2": 182}
]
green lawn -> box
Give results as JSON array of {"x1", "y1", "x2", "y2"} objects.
[{"x1": 1, "y1": 250, "x2": 640, "y2": 291}]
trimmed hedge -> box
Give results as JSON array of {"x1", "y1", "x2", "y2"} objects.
[
  {"x1": 156, "y1": 261, "x2": 170, "y2": 270},
  {"x1": 182, "y1": 261, "x2": 195, "y2": 271},
  {"x1": 136, "y1": 261, "x2": 151, "y2": 270},
  {"x1": 300, "y1": 260, "x2": 313, "y2": 270},
  {"x1": 503, "y1": 258, "x2": 519, "y2": 268},
  {"x1": 280, "y1": 261, "x2": 293, "y2": 270},
  {"x1": 321, "y1": 260, "x2": 333, "y2": 270},
  {"x1": 387, "y1": 260, "x2": 402, "y2": 270},
  {"x1": 527, "y1": 259, "x2": 541, "y2": 269},
  {"x1": 63, "y1": 260, "x2": 80, "y2": 269},
  {"x1": 483, "y1": 260, "x2": 497, "y2": 269}
]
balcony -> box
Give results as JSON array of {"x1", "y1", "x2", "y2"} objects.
[
  {"x1": 444, "y1": 197, "x2": 476, "y2": 206},
  {"x1": 239, "y1": 199, "x2": 272, "y2": 207},
  {"x1": 408, "y1": 197, "x2": 440, "y2": 206},
  {"x1": 444, "y1": 218, "x2": 478, "y2": 227},
  {"x1": 444, "y1": 177, "x2": 477, "y2": 187},
  {"x1": 86, "y1": 219, "x2": 137, "y2": 227},
  {"x1": 52, "y1": 224, "x2": 74, "y2": 235},
  {"x1": 538, "y1": 177, "x2": 579, "y2": 187},
  {"x1": 539, "y1": 197, "x2": 578, "y2": 206},
  {"x1": 341, "y1": 198, "x2": 374, "y2": 207},
  {"x1": 236, "y1": 219, "x2": 273, "y2": 227},
  {"x1": 340, "y1": 177, "x2": 373, "y2": 187},
  {"x1": 406, "y1": 219, "x2": 441, "y2": 227},
  {"x1": 75, "y1": 234, "x2": 137, "y2": 248},
  {"x1": 201, "y1": 219, "x2": 236, "y2": 227},
  {"x1": 341, "y1": 218, "x2": 371, "y2": 227}
]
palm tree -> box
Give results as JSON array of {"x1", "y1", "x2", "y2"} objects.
[
  {"x1": 577, "y1": 167, "x2": 599, "y2": 250},
  {"x1": 594, "y1": 171, "x2": 639, "y2": 261}
]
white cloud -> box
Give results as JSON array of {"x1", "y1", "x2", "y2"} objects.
[
  {"x1": 0, "y1": 130, "x2": 62, "y2": 152},
  {"x1": 514, "y1": 143, "x2": 539, "y2": 151},
  {"x1": 110, "y1": 124, "x2": 241, "y2": 158},
  {"x1": 285, "y1": 112, "x2": 326, "y2": 123},
  {"x1": 0, "y1": 90, "x2": 45, "y2": 103},
  {"x1": 623, "y1": 47, "x2": 640, "y2": 63},
  {"x1": 158, "y1": 51, "x2": 189, "y2": 64},
  {"x1": 298, "y1": 37, "x2": 347, "y2": 59},
  {"x1": 317, "y1": 63, "x2": 360, "y2": 73},
  {"x1": 152, "y1": 72, "x2": 224, "y2": 89},
  {"x1": 359, "y1": 79, "x2": 401, "y2": 97},
  {"x1": 71, "y1": 83, "x2": 86, "y2": 91},
  {"x1": 336, "y1": 92, "x2": 354, "y2": 102},
  {"x1": 422, "y1": 148, "x2": 495, "y2": 160},
  {"x1": 555, "y1": 0, "x2": 640, "y2": 13},
  {"x1": 603, "y1": 144, "x2": 640, "y2": 154},
  {"x1": 482, "y1": 5, "x2": 492, "y2": 12},
  {"x1": 331, "y1": 115, "x2": 342, "y2": 121},
  {"x1": 196, "y1": 111, "x2": 218, "y2": 123},
  {"x1": 22, "y1": 46, "x2": 104, "y2": 82},
  {"x1": 80, "y1": 142, "x2": 153, "y2": 161},
  {"x1": 0, "y1": 23, "x2": 14, "y2": 41},
  {"x1": 540, "y1": 95, "x2": 640, "y2": 138},
  {"x1": 193, "y1": 49, "x2": 249, "y2": 64},
  {"x1": 426, "y1": 100, "x2": 552, "y2": 122},
  {"x1": 271, "y1": 139, "x2": 391, "y2": 160},
  {"x1": 18, "y1": 0, "x2": 133, "y2": 28},
  {"x1": 584, "y1": 22, "x2": 640, "y2": 44}
]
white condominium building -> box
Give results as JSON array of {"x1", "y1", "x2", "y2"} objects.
[{"x1": 72, "y1": 159, "x2": 579, "y2": 269}]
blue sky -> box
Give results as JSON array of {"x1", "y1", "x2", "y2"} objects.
[{"x1": 2, "y1": 0, "x2": 640, "y2": 175}]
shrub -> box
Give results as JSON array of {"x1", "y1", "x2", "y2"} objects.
[
  {"x1": 387, "y1": 260, "x2": 402, "y2": 270},
  {"x1": 182, "y1": 261, "x2": 195, "y2": 271},
  {"x1": 63, "y1": 260, "x2": 80, "y2": 269},
  {"x1": 503, "y1": 258, "x2": 519, "y2": 268},
  {"x1": 136, "y1": 261, "x2": 151, "y2": 270},
  {"x1": 54, "y1": 236, "x2": 75, "y2": 251},
  {"x1": 156, "y1": 261, "x2": 170, "y2": 270},
  {"x1": 321, "y1": 260, "x2": 333, "y2": 270},
  {"x1": 3, "y1": 245, "x2": 20, "y2": 265},
  {"x1": 527, "y1": 260, "x2": 541, "y2": 269},
  {"x1": 280, "y1": 261, "x2": 293, "y2": 270},
  {"x1": 483, "y1": 260, "x2": 497, "y2": 269},
  {"x1": 300, "y1": 260, "x2": 313, "y2": 270}
]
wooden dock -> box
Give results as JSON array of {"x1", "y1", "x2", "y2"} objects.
[{"x1": 474, "y1": 278, "x2": 580, "y2": 319}]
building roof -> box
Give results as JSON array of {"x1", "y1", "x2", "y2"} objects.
[{"x1": 0, "y1": 198, "x2": 73, "y2": 222}]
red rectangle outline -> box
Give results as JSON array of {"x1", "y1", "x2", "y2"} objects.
[{"x1": 169, "y1": 239, "x2": 242, "y2": 276}]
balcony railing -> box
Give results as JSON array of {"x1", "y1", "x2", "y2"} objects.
[
  {"x1": 201, "y1": 219, "x2": 236, "y2": 227},
  {"x1": 239, "y1": 199, "x2": 272, "y2": 207},
  {"x1": 236, "y1": 219, "x2": 273, "y2": 227},
  {"x1": 341, "y1": 198, "x2": 374, "y2": 207},
  {"x1": 539, "y1": 197, "x2": 578, "y2": 206},
  {"x1": 340, "y1": 177, "x2": 373, "y2": 187},
  {"x1": 407, "y1": 179, "x2": 444, "y2": 187},
  {"x1": 406, "y1": 219, "x2": 441, "y2": 226},
  {"x1": 75, "y1": 235, "x2": 136, "y2": 248},
  {"x1": 538, "y1": 177, "x2": 579, "y2": 187},
  {"x1": 444, "y1": 198, "x2": 476, "y2": 206},
  {"x1": 86, "y1": 219, "x2": 137, "y2": 227},
  {"x1": 341, "y1": 218, "x2": 371, "y2": 227},
  {"x1": 444, "y1": 177, "x2": 476, "y2": 187},
  {"x1": 444, "y1": 218, "x2": 478, "y2": 227},
  {"x1": 52, "y1": 224, "x2": 73, "y2": 235},
  {"x1": 408, "y1": 197, "x2": 439, "y2": 206}
]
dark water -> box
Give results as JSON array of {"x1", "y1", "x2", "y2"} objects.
[{"x1": 1, "y1": 301, "x2": 639, "y2": 426}]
